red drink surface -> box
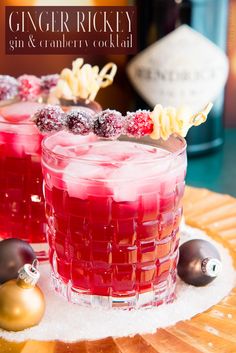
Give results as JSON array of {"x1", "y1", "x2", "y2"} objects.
[{"x1": 43, "y1": 132, "x2": 186, "y2": 308}]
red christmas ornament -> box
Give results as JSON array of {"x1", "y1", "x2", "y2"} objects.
[
  {"x1": 0, "y1": 238, "x2": 36, "y2": 284},
  {"x1": 177, "y1": 239, "x2": 222, "y2": 287}
]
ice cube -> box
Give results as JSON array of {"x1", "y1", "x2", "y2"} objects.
[
  {"x1": 52, "y1": 145, "x2": 82, "y2": 158},
  {"x1": 15, "y1": 133, "x2": 41, "y2": 156},
  {"x1": 62, "y1": 161, "x2": 107, "y2": 199},
  {"x1": 107, "y1": 155, "x2": 173, "y2": 202},
  {"x1": 106, "y1": 164, "x2": 146, "y2": 202}
]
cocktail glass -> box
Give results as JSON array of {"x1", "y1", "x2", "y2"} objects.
[
  {"x1": 0, "y1": 102, "x2": 47, "y2": 260},
  {"x1": 42, "y1": 132, "x2": 187, "y2": 308},
  {"x1": 0, "y1": 101, "x2": 99, "y2": 261}
]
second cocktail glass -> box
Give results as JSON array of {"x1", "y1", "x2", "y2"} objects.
[
  {"x1": 0, "y1": 101, "x2": 100, "y2": 261},
  {"x1": 0, "y1": 102, "x2": 47, "y2": 259}
]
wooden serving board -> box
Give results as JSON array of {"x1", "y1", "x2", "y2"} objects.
[{"x1": 1, "y1": 186, "x2": 236, "y2": 353}]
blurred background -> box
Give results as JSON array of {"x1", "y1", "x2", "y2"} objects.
[{"x1": 0, "y1": 0, "x2": 236, "y2": 196}]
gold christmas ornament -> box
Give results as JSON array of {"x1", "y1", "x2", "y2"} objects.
[{"x1": 0, "y1": 260, "x2": 45, "y2": 332}]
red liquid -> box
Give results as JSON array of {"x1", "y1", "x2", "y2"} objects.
[
  {"x1": 43, "y1": 134, "x2": 186, "y2": 308},
  {"x1": 46, "y1": 187, "x2": 183, "y2": 296},
  {"x1": 0, "y1": 102, "x2": 47, "y2": 259}
]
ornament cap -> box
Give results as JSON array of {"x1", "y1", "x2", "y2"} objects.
[
  {"x1": 201, "y1": 257, "x2": 222, "y2": 278},
  {"x1": 17, "y1": 259, "x2": 40, "y2": 288}
]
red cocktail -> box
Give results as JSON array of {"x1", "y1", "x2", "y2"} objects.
[
  {"x1": 0, "y1": 102, "x2": 47, "y2": 259},
  {"x1": 42, "y1": 132, "x2": 186, "y2": 308}
]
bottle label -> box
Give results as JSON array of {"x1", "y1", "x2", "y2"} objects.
[{"x1": 127, "y1": 25, "x2": 229, "y2": 112}]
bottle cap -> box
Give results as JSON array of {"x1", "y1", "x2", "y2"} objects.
[{"x1": 201, "y1": 257, "x2": 222, "y2": 277}]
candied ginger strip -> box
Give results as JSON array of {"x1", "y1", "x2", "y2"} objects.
[{"x1": 150, "y1": 102, "x2": 213, "y2": 140}]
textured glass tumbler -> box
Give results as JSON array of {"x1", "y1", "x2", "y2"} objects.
[
  {"x1": 0, "y1": 117, "x2": 47, "y2": 260},
  {"x1": 42, "y1": 132, "x2": 187, "y2": 309}
]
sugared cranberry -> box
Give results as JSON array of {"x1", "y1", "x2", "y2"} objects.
[
  {"x1": 0, "y1": 75, "x2": 18, "y2": 101},
  {"x1": 33, "y1": 105, "x2": 65, "y2": 133},
  {"x1": 125, "y1": 110, "x2": 153, "y2": 137},
  {"x1": 93, "y1": 109, "x2": 124, "y2": 139},
  {"x1": 18, "y1": 75, "x2": 41, "y2": 101},
  {"x1": 40, "y1": 74, "x2": 59, "y2": 93},
  {"x1": 66, "y1": 109, "x2": 95, "y2": 135}
]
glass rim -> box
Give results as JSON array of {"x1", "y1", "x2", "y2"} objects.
[
  {"x1": 0, "y1": 99, "x2": 44, "y2": 126},
  {"x1": 42, "y1": 133, "x2": 187, "y2": 165},
  {"x1": 0, "y1": 98, "x2": 102, "y2": 127},
  {"x1": 0, "y1": 117, "x2": 35, "y2": 126},
  {"x1": 59, "y1": 98, "x2": 102, "y2": 112}
]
